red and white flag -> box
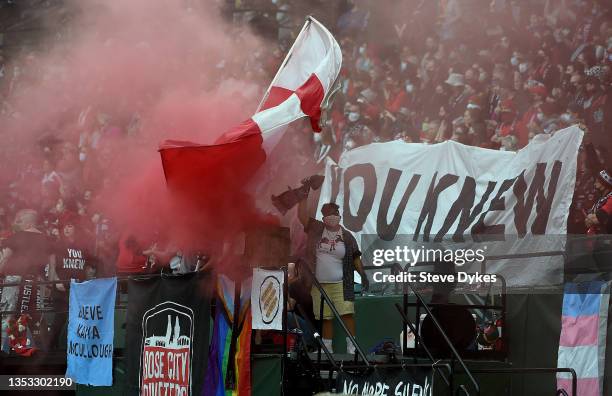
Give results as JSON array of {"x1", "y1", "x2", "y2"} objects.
[
  {"x1": 159, "y1": 17, "x2": 342, "y2": 236},
  {"x1": 216, "y1": 16, "x2": 342, "y2": 143}
]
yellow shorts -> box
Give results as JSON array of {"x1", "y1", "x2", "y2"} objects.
[{"x1": 311, "y1": 282, "x2": 355, "y2": 320}]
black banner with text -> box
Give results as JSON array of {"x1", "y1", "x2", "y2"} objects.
[{"x1": 126, "y1": 273, "x2": 212, "y2": 396}]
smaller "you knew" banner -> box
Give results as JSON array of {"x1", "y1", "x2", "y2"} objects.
[{"x1": 66, "y1": 277, "x2": 117, "y2": 386}]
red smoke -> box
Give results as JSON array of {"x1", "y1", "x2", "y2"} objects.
[{"x1": 1, "y1": 0, "x2": 279, "y2": 256}]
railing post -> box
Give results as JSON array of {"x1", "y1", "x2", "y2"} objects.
[
  {"x1": 403, "y1": 290, "x2": 408, "y2": 358},
  {"x1": 408, "y1": 284, "x2": 480, "y2": 395},
  {"x1": 305, "y1": 267, "x2": 370, "y2": 366},
  {"x1": 500, "y1": 275, "x2": 507, "y2": 355},
  {"x1": 318, "y1": 292, "x2": 324, "y2": 367},
  {"x1": 416, "y1": 296, "x2": 421, "y2": 353},
  {"x1": 295, "y1": 304, "x2": 339, "y2": 371},
  {"x1": 449, "y1": 355, "x2": 455, "y2": 396},
  {"x1": 469, "y1": 367, "x2": 576, "y2": 396},
  {"x1": 394, "y1": 304, "x2": 451, "y2": 387},
  {"x1": 281, "y1": 266, "x2": 288, "y2": 396}
]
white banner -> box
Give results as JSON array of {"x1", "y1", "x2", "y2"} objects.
[
  {"x1": 251, "y1": 268, "x2": 284, "y2": 330},
  {"x1": 317, "y1": 126, "x2": 583, "y2": 286}
]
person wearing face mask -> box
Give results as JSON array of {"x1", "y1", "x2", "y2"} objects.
[
  {"x1": 342, "y1": 103, "x2": 373, "y2": 152},
  {"x1": 581, "y1": 150, "x2": 612, "y2": 272},
  {"x1": 568, "y1": 72, "x2": 585, "y2": 104},
  {"x1": 581, "y1": 76, "x2": 608, "y2": 141},
  {"x1": 585, "y1": 169, "x2": 612, "y2": 236},
  {"x1": 491, "y1": 99, "x2": 517, "y2": 149},
  {"x1": 383, "y1": 76, "x2": 407, "y2": 113},
  {"x1": 512, "y1": 83, "x2": 547, "y2": 147},
  {"x1": 297, "y1": 197, "x2": 368, "y2": 355},
  {"x1": 533, "y1": 47, "x2": 559, "y2": 90},
  {"x1": 355, "y1": 44, "x2": 373, "y2": 73}
]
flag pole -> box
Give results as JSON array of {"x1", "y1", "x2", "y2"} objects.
[{"x1": 255, "y1": 16, "x2": 313, "y2": 113}]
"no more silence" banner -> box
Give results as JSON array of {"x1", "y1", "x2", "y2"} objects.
[
  {"x1": 337, "y1": 367, "x2": 433, "y2": 396},
  {"x1": 317, "y1": 126, "x2": 583, "y2": 286}
]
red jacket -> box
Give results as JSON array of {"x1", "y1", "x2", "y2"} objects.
[{"x1": 587, "y1": 192, "x2": 612, "y2": 235}]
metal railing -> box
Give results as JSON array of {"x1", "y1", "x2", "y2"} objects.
[
  {"x1": 294, "y1": 303, "x2": 338, "y2": 391},
  {"x1": 407, "y1": 284, "x2": 480, "y2": 396},
  {"x1": 320, "y1": 260, "x2": 481, "y2": 395},
  {"x1": 467, "y1": 367, "x2": 577, "y2": 396},
  {"x1": 361, "y1": 262, "x2": 404, "y2": 295},
  {"x1": 0, "y1": 243, "x2": 593, "y2": 396},
  {"x1": 303, "y1": 266, "x2": 371, "y2": 368},
  {"x1": 404, "y1": 271, "x2": 507, "y2": 360},
  {"x1": 360, "y1": 260, "x2": 508, "y2": 357},
  {"x1": 393, "y1": 304, "x2": 453, "y2": 387},
  {"x1": 481, "y1": 234, "x2": 612, "y2": 275},
  {"x1": 0, "y1": 272, "x2": 209, "y2": 353}
]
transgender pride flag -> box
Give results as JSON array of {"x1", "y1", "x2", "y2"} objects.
[{"x1": 557, "y1": 281, "x2": 610, "y2": 396}]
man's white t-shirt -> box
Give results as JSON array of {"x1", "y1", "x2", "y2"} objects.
[{"x1": 315, "y1": 231, "x2": 345, "y2": 283}]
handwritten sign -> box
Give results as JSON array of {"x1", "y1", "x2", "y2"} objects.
[{"x1": 66, "y1": 277, "x2": 117, "y2": 386}]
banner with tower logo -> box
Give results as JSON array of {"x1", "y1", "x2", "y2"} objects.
[{"x1": 126, "y1": 273, "x2": 212, "y2": 395}]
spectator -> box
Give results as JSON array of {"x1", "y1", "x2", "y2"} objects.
[
  {"x1": 114, "y1": 232, "x2": 152, "y2": 275},
  {"x1": 0, "y1": 0, "x2": 610, "y2": 329},
  {"x1": 297, "y1": 198, "x2": 369, "y2": 355},
  {"x1": 48, "y1": 215, "x2": 95, "y2": 348},
  {"x1": 0, "y1": 209, "x2": 52, "y2": 350},
  {"x1": 444, "y1": 73, "x2": 471, "y2": 120},
  {"x1": 464, "y1": 107, "x2": 488, "y2": 146},
  {"x1": 286, "y1": 261, "x2": 315, "y2": 348},
  {"x1": 115, "y1": 229, "x2": 169, "y2": 275},
  {"x1": 340, "y1": 102, "x2": 373, "y2": 152},
  {"x1": 585, "y1": 169, "x2": 612, "y2": 235}
]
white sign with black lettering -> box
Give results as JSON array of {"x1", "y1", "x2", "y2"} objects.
[{"x1": 318, "y1": 126, "x2": 583, "y2": 286}]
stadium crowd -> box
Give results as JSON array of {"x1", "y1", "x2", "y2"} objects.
[{"x1": 0, "y1": 0, "x2": 611, "y2": 350}]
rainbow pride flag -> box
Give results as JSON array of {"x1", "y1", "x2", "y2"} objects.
[{"x1": 203, "y1": 275, "x2": 252, "y2": 396}]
